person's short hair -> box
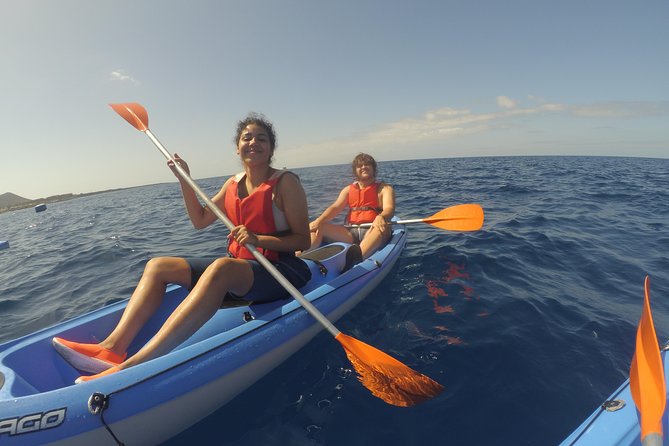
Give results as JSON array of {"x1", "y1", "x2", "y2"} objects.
[{"x1": 351, "y1": 153, "x2": 377, "y2": 177}]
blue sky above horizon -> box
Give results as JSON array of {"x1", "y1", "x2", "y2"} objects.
[{"x1": 2, "y1": 0, "x2": 667, "y2": 199}]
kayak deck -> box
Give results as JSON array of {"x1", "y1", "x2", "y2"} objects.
[{"x1": 561, "y1": 348, "x2": 669, "y2": 445}]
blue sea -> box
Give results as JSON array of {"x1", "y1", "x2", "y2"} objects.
[{"x1": 1, "y1": 156, "x2": 668, "y2": 445}]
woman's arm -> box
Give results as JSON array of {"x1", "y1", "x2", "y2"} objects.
[
  {"x1": 378, "y1": 183, "x2": 395, "y2": 220},
  {"x1": 188, "y1": 180, "x2": 230, "y2": 230},
  {"x1": 370, "y1": 183, "x2": 396, "y2": 234},
  {"x1": 170, "y1": 154, "x2": 230, "y2": 230},
  {"x1": 309, "y1": 187, "x2": 349, "y2": 231}
]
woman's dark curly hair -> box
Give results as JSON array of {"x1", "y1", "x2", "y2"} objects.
[
  {"x1": 234, "y1": 112, "x2": 277, "y2": 164},
  {"x1": 351, "y1": 153, "x2": 377, "y2": 177}
]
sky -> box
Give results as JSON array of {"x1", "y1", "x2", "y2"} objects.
[{"x1": 1, "y1": 0, "x2": 668, "y2": 199}]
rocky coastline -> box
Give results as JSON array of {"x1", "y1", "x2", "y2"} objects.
[{"x1": 0, "y1": 190, "x2": 120, "y2": 214}]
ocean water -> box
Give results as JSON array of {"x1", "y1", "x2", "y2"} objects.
[{"x1": 1, "y1": 156, "x2": 668, "y2": 445}]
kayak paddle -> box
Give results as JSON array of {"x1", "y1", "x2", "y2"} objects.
[
  {"x1": 347, "y1": 204, "x2": 484, "y2": 232},
  {"x1": 110, "y1": 102, "x2": 444, "y2": 407},
  {"x1": 630, "y1": 276, "x2": 665, "y2": 446}
]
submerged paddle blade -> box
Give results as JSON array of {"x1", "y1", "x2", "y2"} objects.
[
  {"x1": 630, "y1": 276, "x2": 666, "y2": 444},
  {"x1": 424, "y1": 204, "x2": 484, "y2": 231},
  {"x1": 336, "y1": 333, "x2": 444, "y2": 407},
  {"x1": 110, "y1": 103, "x2": 149, "y2": 132}
]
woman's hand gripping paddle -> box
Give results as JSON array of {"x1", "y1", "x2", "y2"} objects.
[
  {"x1": 348, "y1": 204, "x2": 484, "y2": 232},
  {"x1": 109, "y1": 102, "x2": 444, "y2": 407}
]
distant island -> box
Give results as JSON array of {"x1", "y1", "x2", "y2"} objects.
[{"x1": 0, "y1": 190, "x2": 121, "y2": 214}]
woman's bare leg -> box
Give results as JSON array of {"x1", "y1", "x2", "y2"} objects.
[
  {"x1": 100, "y1": 257, "x2": 192, "y2": 355},
  {"x1": 119, "y1": 257, "x2": 253, "y2": 368},
  {"x1": 359, "y1": 226, "x2": 391, "y2": 259},
  {"x1": 308, "y1": 223, "x2": 354, "y2": 251},
  {"x1": 320, "y1": 223, "x2": 354, "y2": 244},
  {"x1": 309, "y1": 229, "x2": 323, "y2": 250}
]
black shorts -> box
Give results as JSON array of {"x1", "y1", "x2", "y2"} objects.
[
  {"x1": 185, "y1": 254, "x2": 312, "y2": 303},
  {"x1": 348, "y1": 226, "x2": 370, "y2": 244}
]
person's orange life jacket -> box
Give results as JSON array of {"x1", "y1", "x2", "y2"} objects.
[
  {"x1": 224, "y1": 171, "x2": 288, "y2": 261},
  {"x1": 347, "y1": 182, "x2": 382, "y2": 225}
]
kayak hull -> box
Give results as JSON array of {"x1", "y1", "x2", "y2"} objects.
[
  {"x1": 560, "y1": 349, "x2": 669, "y2": 446},
  {"x1": 0, "y1": 225, "x2": 406, "y2": 445}
]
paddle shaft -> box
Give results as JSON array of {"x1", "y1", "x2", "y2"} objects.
[
  {"x1": 642, "y1": 433, "x2": 662, "y2": 446},
  {"x1": 347, "y1": 218, "x2": 424, "y2": 228},
  {"x1": 143, "y1": 129, "x2": 342, "y2": 337}
]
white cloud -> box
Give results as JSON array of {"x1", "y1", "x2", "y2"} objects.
[
  {"x1": 109, "y1": 69, "x2": 140, "y2": 85},
  {"x1": 497, "y1": 96, "x2": 517, "y2": 109}
]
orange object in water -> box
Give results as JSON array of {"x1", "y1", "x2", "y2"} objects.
[
  {"x1": 336, "y1": 333, "x2": 444, "y2": 407},
  {"x1": 630, "y1": 276, "x2": 666, "y2": 443}
]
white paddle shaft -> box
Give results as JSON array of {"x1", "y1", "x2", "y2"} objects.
[{"x1": 347, "y1": 218, "x2": 423, "y2": 228}]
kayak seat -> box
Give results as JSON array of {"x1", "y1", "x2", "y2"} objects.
[
  {"x1": 300, "y1": 241, "x2": 364, "y2": 273},
  {"x1": 299, "y1": 244, "x2": 347, "y2": 277},
  {"x1": 0, "y1": 364, "x2": 39, "y2": 398},
  {"x1": 342, "y1": 244, "x2": 363, "y2": 272},
  {"x1": 299, "y1": 244, "x2": 344, "y2": 262}
]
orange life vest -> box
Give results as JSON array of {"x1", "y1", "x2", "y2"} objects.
[
  {"x1": 347, "y1": 182, "x2": 382, "y2": 225},
  {"x1": 223, "y1": 171, "x2": 287, "y2": 261}
]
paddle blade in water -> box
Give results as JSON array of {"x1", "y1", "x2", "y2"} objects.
[
  {"x1": 630, "y1": 276, "x2": 666, "y2": 443},
  {"x1": 424, "y1": 204, "x2": 484, "y2": 231},
  {"x1": 335, "y1": 333, "x2": 444, "y2": 407},
  {"x1": 110, "y1": 103, "x2": 149, "y2": 131}
]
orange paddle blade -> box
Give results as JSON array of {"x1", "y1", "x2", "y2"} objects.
[
  {"x1": 109, "y1": 103, "x2": 149, "y2": 131},
  {"x1": 630, "y1": 276, "x2": 666, "y2": 442},
  {"x1": 336, "y1": 333, "x2": 444, "y2": 407},
  {"x1": 423, "y1": 204, "x2": 484, "y2": 231}
]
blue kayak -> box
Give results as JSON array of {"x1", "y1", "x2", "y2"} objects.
[
  {"x1": 560, "y1": 346, "x2": 669, "y2": 445},
  {"x1": 0, "y1": 224, "x2": 406, "y2": 445}
]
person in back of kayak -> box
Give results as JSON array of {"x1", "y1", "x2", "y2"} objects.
[
  {"x1": 53, "y1": 113, "x2": 312, "y2": 383},
  {"x1": 307, "y1": 153, "x2": 395, "y2": 260}
]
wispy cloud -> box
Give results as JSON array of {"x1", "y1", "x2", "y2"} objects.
[
  {"x1": 570, "y1": 101, "x2": 669, "y2": 118},
  {"x1": 109, "y1": 69, "x2": 140, "y2": 85},
  {"x1": 362, "y1": 99, "x2": 667, "y2": 146},
  {"x1": 286, "y1": 97, "x2": 669, "y2": 163},
  {"x1": 497, "y1": 96, "x2": 517, "y2": 109}
]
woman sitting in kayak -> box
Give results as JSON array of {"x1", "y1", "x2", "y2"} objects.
[
  {"x1": 53, "y1": 113, "x2": 312, "y2": 383},
  {"x1": 307, "y1": 153, "x2": 395, "y2": 260}
]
